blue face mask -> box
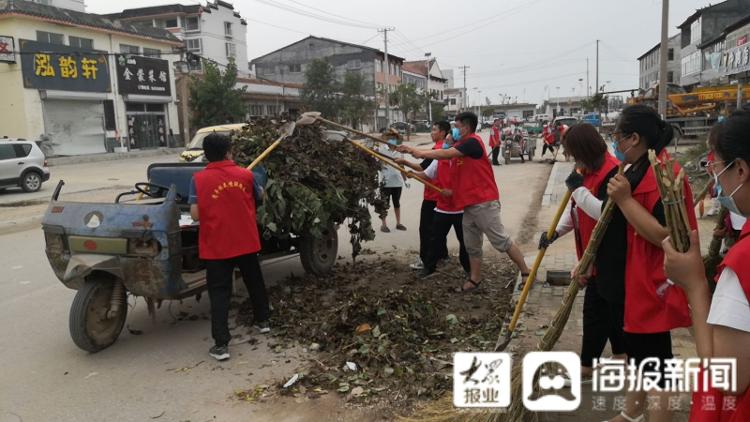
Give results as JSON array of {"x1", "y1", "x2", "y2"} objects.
[
  {"x1": 451, "y1": 127, "x2": 461, "y2": 141},
  {"x1": 442, "y1": 141, "x2": 451, "y2": 150},
  {"x1": 714, "y1": 160, "x2": 745, "y2": 216},
  {"x1": 610, "y1": 134, "x2": 632, "y2": 163}
]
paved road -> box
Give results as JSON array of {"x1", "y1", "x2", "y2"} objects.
[{"x1": 0, "y1": 134, "x2": 553, "y2": 421}]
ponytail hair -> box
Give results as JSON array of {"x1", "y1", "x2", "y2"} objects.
[{"x1": 616, "y1": 104, "x2": 673, "y2": 153}]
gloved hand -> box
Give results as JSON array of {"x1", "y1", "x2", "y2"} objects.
[
  {"x1": 565, "y1": 171, "x2": 584, "y2": 191},
  {"x1": 538, "y1": 231, "x2": 559, "y2": 249}
]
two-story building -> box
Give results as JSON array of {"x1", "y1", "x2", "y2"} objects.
[
  {"x1": 678, "y1": 0, "x2": 750, "y2": 88},
  {"x1": 444, "y1": 87, "x2": 464, "y2": 118},
  {"x1": 637, "y1": 34, "x2": 681, "y2": 90},
  {"x1": 402, "y1": 59, "x2": 448, "y2": 121},
  {"x1": 0, "y1": 0, "x2": 182, "y2": 155},
  {"x1": 250, "y1": 35, "x2": 404, "y2": 130},
  {"x1": 717, "y1": 14, "x2": 750, "y2": 85},
  {"x1": 104, "y1": 1, "x2": 249, "y2": 74}
]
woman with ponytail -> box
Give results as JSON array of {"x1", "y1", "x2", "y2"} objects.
[
  {"x1": 663, "y1": 111, "x2": 750, "y2": 422},
  {"x1": 603, "y1": 104, "x2": 697, "y2": 422}
]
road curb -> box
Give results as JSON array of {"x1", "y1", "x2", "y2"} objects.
[
  {"x1": 541, "y1": 161, "x2": 575, "y2": 207},
  {"x1": 0, "y1": 215, "x2": 42, "y2": 236},
  {"x1": 48, "y1": 148, "x2": 183, "y2": 167}
]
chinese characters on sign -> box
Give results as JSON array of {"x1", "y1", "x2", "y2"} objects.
[
  {"x1": 19, "y1": 39, "x2": 110, "y2": 92},
  {"x1": 0, "y1": 35, "x2": 16, "y2": 63},
  {"x1": 116, "y1": 55, "x2": 171, "y2": 96},
  {"x1": 453, "y1": 352, "x2": 511, "y2": 408}
]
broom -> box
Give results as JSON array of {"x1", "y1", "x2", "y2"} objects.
[{"x1": 402, "y1": 166, "x2": 624, "y2": 422}]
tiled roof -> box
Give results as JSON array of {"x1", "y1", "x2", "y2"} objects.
[{"x1": 0, "y1": 0, "x2": 181, "y2": 44}]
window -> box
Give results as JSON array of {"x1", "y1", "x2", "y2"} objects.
[
  {"x1": 143, "y1": 48, "x2": 161, "y2": 58},
  {"x1": 186, "y1": 38, "x2": 202, "y2": 53},
  {"x1": 289, "y1": 63, "x2": 301, "y2": 72},
  {"x1": 0, "y1": 145, "x2": 15, "y2": 160},
  {"x1": 450, "y1": 98, "x2": 456, "y2": 105},
  {"x1": 375, "y1": 59, "x2": 382, "y2": 72},
  {"x1": 120, "y1": 44, "x2": 140, "y2": 54},
  {"x1": 146, "y1": 103, "x2": 165, "y2": 112},
  {"x1": 164, "y1": 18, "x2": 178, "y2": 28},
  {"x1": 347, "y1": 59, "x2": 361, "y2": 69},
  {"x1": 69, "y1": 36, "x2": 93, "y2": 50},
  {"x1": 667, "y1": 71, "x2": 674, "y2": 83},
  {"x1": 36, "y1": 30, "x2": 63, "y2": 45},
  {"x1": 249, "y1": 104, "x2": 264, "y2": 116},
  {"x1": 668, "y1": 48, "x2": 674, "y2": 61},
  {"x1": 224, "y1": 22, "x2": 233, "y2": 38},
  {"x1": 225, "y1": 42, "x2": 236, "y2": 58},
  {"x1": 184, "y1": 16, "x2": 200, "y2": 32},
  {"x1": 690, "y1": 18, "x2": 702, "y2": 45}
]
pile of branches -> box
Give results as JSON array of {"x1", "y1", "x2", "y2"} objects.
[{"x1": 231, "y1": 120, "x2": 388, "y2": 258}]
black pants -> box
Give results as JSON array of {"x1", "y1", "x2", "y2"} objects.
[
  {"x1": 420, "y1": 200, "x2": 447, "y2": 263},
  {"x1": 205, "y1": 253, "x2": 269, "y2": 347},
  {"x1": 491, "y1": 146, "x2": 501, "y2": 165},
  {"x1": 542, "y1": 143, "x2": 555, "y2": 156},
  {"x1": 624, "y1": 331, "x2": 673, "y2": 388},
  {"x1": 381, "y1": 187, "x2": 402, "y2": 209},
  {"x1": 581, "y1": 278, "x2": 626, "y2": 368},
  {"x1": 424, "y1": 212, "x2": 470, "y2": 273}
]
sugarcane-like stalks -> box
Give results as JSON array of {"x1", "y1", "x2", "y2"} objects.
[
  {"x1": 648, "y1": 149, "x2": 692, "y2": 252},
  {"x1": 703, "y1": 206, "x2": 728, "y2": 293}
]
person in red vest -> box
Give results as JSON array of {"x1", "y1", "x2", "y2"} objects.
[
  {"x1": 189, "y1": 133, "x2": 270, "y2": 362},
  {"x1": 663, "y1": 111, "x2": 750, "y2": 422},
  {"x1": 605, "y1": 104, "x2": 696, "y2": 422},
  {"x1": 489, "y1": 119, "x2": 502, "y2": 166},
  {"x1": 538, "y1": 123, "x2": 626, "y2": 382},
  {"x1": 396, "y1": 121, "x2": 451, "y2": 270},
  {"x1": 541, "y1": 123, "x2": 556, "y2": 158},
  {"x1": 398, "y1": 111, "x2": 531, "y2": 292}
]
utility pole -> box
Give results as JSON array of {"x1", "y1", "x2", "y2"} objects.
[
  {"x1": 425, "y1": 54, "x2": 432, "y2": 122},
  {"x1": 595, "y1": 39, "x2": 600, "y2": 95},
  {"x1": 459, "y1": 65, "x2": 470, "y2": 111},
  {"x1": 658, "y1": 0, "x2": 669, "y2": 117},
  {"x1": 586, "y1": 58, "x2": 590, "y2": 97},
  {"x1": 379, "y1": 27, "x2": 395, "y2": 127},
  {"x1": 738, "y1": 81, "x2": 744, "y2": 109}
]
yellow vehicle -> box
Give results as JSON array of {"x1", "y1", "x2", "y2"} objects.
[{"x1": 179, "y1": 123, "x2": 247, "y2": 162}]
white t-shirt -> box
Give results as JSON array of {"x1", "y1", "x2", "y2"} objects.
[
  {"x1": 378, "y1": 146, "x2": 403, "y2": 188},
  {"x1": 424, "y1": 160, "x2": 462, "y2": 215},
  {"x1": 707, "y1": 267, "x2": 750, "y2": 332}
]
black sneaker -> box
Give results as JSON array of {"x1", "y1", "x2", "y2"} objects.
[
  {"x1": 209, "y1": 344, "x2": 230, "y2": 361},
  {"x1": 255, "y1": 320, "x2": 271, "y2": 334},
  {"x1": 417, "y1": 268, "x2": 437, "y2": 279}
]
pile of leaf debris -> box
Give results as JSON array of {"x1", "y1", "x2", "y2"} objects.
[
  {"x1": 231, "y1": 119, "x2": 388, "y2": 258},
  {"x1": 235, "y1": 254, "x2": 517, "y2": 410}
]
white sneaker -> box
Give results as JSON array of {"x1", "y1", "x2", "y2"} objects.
[{"x1": 410, "y1": 258, "x2": 424, "y2": 270}]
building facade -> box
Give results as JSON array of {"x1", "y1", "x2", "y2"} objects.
[
  {"x1": 444, "y1": 87, "x2": 464, "y2": 118},
  {"x1": 0, "y1": 0, "x2": 182, "y2": 155},
  {"x1": 250, "y1": 35, "x2": 404, "y2": 130},
  {"x1": 637, "y1": 34, "x2": 681, "y2": 90},
  {"x1": 106, "y1": 1, "x2": 249, "y2": 74}
]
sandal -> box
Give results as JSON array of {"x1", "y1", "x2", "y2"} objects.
[{"x1": 455, "y1": 278, "x2": 481, "y2": 293}]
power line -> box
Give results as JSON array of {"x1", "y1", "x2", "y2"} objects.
[
  {"x1": 252, "y1": 0, "x2": 380, "y2": 29},
  {"x1": 284, "y1": 0, "x2": 383, "y2": 29},
  {"x1": 244, "y1": 16, "x2": 310, "y2": 36}
]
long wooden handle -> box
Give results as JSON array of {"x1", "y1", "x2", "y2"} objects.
[
  {"x1": 247, "y1": 137, "x2": 283, "y2": 170},
  {"x1": 317, "y1": 117, "x2": 392, "y2": 146},
  {"x1": 347, "y1": 140, "x2": 444, "y2": 193},
  {"x1": 507, "y1": 189, "x2": 572, "y2": 333}
]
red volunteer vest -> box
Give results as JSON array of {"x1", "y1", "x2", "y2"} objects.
[
  {"x1": 452, "y1": 133, "x2": 500, "y2": 209},
  {"x1": 423, "y1": 140, "x2": 444, "y2": 202},
  {"x1": 489, "y1": 127, "x2": 501, "y2": 148},
  {"x1": 623, "y1": 151, "x2": 694, "y2": 333},
  {"x1": 436, "y1": 156, "x2": 462, "y2": 212},
  {"x1": 194, "y1": 160, "x2": 261, "y2": 260},
  {"x1": 689, "y1": 222, "x2": 750, "y2": 422},
  {"x1": 572, "y1": 154, "x2": 620, "y2": 260},
  {"x1": 543, "y1": 127, "x2": 555, "y2": 145}
]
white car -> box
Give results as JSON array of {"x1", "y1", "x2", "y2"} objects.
[{"x1": 0, "y1": 138, "x2": 50, "y2": 192}]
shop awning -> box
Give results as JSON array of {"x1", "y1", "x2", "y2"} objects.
[
  {"x1": 39, "y1": 90, "x2": 109, "y2": 101},
  {"x1": 123, "y1": 95, "x2": 172, "y2": 104}
]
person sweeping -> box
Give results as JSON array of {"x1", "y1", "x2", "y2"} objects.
[
  {"x1": 538, "y1": 123, "x2": 626, "y2": 383},
  {"x1": 604, "y1": 104, "x2": 697, "y2": 422},
  {"x1": 662, "y1": 111, "x2": 750, "y2": 422}
]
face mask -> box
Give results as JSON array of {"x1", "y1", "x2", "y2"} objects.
[
  {"x1": 714, "y1": 160, "x2": 745, "y2": 216},
  {"x1": 451, "y1": 127, "x2": 461, "y2": 141},
  {"x1": 442, "y1": 141, "x2": 451, "y2": 150},
  {"x1": 611, "y1": 135, "x2": 632, "y2": 163}
]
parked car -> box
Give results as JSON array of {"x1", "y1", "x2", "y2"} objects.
[
  {"x1": 388, "y1": 121, "x2": 416, "y2": 134},
  {"x1": 411, "y1": 120, "x2": 431, "y2": 133},
  {"x1": 180, "y1": 123, "x2": 247, "y2": 162},
  {"x1": 581, "y1": 113, "x2": 602, "y2": 127},
  {"x1": 0, "y1": 138, "x2": 50, "y2": 192},
  {"x1": 522, "y1": 121, "x2": 543, "y2": 136},
  {"x1": 551, "y1": 116, "x2": 579, "y2": 129}
]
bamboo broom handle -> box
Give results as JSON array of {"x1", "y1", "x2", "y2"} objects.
[
  {"x1": 247, "y1": 137, "x2": 283, "y2": 170},
  {"x1": 506, "y1": 189, "x2": 573, "y2": 334},
  {"x1": 346, "y1": 139, "x2": 444, "y2": 193},
  {"x1": 316, "y1": 117, "x2": 392, "y2": 147}
]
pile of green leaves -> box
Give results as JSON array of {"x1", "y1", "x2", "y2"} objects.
[{"x1": 231, "y1": 120, "x2": 389, "y2": 258}]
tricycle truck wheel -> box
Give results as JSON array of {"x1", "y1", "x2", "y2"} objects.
[
  {"x1": 69, "y1": 278, "x2": 127, "y2": 353},
  {"x1": 299, "y1": 224, "x2": 338, "y2": 276}
]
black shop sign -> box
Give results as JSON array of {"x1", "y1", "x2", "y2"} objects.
[
  {"x1": 116, "y1": 55, "x2": 171, "y2": 96},
  {"x1": 19, "y1": 39, "x2": 110, "y2": 92}
]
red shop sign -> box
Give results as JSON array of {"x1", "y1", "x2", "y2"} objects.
[{"x1": 738, "y1": 35, "x2": 748, "y2": 46}]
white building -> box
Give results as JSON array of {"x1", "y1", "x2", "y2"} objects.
[
  {"x1": 444, "y1": 87, "x2": 464, "y2": 117},
  {"x1": 106, "y1": 1, "x2": 249, "y2": 74},
  {"x1": 0, "y1": 0, "x2": 182, "y2": 155},
  {"x1": 637, "y1": 34, "x2": 681, "y2": 90},
  {"x1": 31, "y1": 0, "x2": 84, "y2": 12}
]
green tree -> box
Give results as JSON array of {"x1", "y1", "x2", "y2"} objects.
[
  {"x1": 390, "y1": 84, "x2": 426, "y2": 139},
  {"x1": 431, "y1": 101, "x2": 446, "y2": 121},
  {"x1": 581, "y1": 93, "x2": 608, "y2": 114},
  {"x1": 189, "y1": 59, "x2": 246, "y2": 128},
  {"x1": 339, "y1": 73, "x2": 375, "y2": 130},
  {"x1": 301, "y1": 58, "x2": 339, "y2": 119}
]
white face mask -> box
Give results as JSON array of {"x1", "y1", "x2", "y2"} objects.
[{"x1": 714, "y1": 160, "x2": 746, "y2": 216}]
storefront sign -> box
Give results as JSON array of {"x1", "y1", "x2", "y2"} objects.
[
  {"x1": 0, "y1": 36, "x2": 15, "y2": 63},
  {"x1": 738, "y1": 35, "x2": 748, "y2": 47},
  {"x1": 721, "y1": 43, "x2": 750, "y2": 76},
  {"x1": 19, "y1": 39, "x2": 110, "y2": 92},
  {"x1": 116, "y1": 55, "x2": 171, "y2": 96}
]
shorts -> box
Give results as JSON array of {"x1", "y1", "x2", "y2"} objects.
[
  {"x1": 623, "y1": 331, "x2": 673, "y2": 389},
  {"x1": 381, "y1": 187, "x2": 402, "y2": 209},
  {"x1": 462, "y1": 200, "x2": 513, "y2": 257}
]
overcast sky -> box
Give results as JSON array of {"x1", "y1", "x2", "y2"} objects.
[{"x1": 87, "y1": 0, "x2": 711, "y2": 106}]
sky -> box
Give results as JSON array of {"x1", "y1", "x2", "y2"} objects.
[{"x1": 86, "y1": 0, "x2": 712, "y2": 106}]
